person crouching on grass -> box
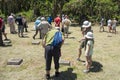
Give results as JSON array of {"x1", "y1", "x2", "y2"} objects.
[{"x1": 83, "y1": 32, "x2": 94, "y2": 73}]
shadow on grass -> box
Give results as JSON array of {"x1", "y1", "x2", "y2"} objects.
[
  {"x1": 20, "y1": 36, "x2": 29, "y2": 38},
  {"x1": 90, "y1": 61, "x2": 103, "y2": 72},
  {"x1": 51, "y1": 68, "x2": 77, "y2": 80}
]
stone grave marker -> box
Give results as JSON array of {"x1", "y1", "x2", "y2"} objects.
[
  {"x1": 59, "y1": 60, "x2": 70, "y2": 66},
  {"x1": 7, "y1": 58, "x2": 23, "y2": 65},
  {"x1": 32, "y1": 40, "x2": 40, "y2": 45}
]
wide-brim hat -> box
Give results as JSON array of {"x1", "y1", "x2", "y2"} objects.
[
  {"x1": 41, "y1": 17, "x2": 45, "y2": 21},
  {"x1": 82, "y1": 21, "x2": 91, "y2": 28},
  {"x1": 85, "y1": 32, "x2": 94, "y2": 39}
]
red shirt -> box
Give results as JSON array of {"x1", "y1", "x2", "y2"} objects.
[
  {"x1": 0, "y1": 18, "x2": 3, "y2": 29},
  {"x1": 54, "y1": 17, "x2": 61, "y2": 27}
]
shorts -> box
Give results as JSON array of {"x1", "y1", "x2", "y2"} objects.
[
  {"x1": 2, "y1": 26, "x2": 5, "y2": 33},
  {"x1": 79, "y1": 40, "x2": 85, "y2": 49},
  {"x1": 63, "y1": 26, "x2": 69, "y2": 34}
]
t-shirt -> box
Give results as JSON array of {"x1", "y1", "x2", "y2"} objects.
[
  {"x1": 7, "y1": 16, "x2": 14, "y2": 24},
  {"x1": 44, "y1": 29, "x2": 64, "y2": 46},
  {"x1": 62, "y1": 18, "x2": 71, "y2": 27},
  {"x1": 54, "y1": 17, "x2": 61, "y2": 27},
  {"x1": 112, "y1": 20, "x2": 117, "y2": 27},
  {"x1": 37, "y1": 21, "x2": 52, "y2": 34},
  {"x1": 107, "y1": 19, "x2": 112, "y2": 26},
  {"x1": 85, "y1": 40, "x2": 94, "y2": 56},
  {"x1": 15, "y1": 17, "x2": 23, "y2": 25}
]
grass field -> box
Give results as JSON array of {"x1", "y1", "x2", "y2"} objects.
[{"x1": 0, "y1": 22, "x2": 120, "y2": 80}]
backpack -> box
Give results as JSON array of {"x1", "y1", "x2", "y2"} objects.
[{"x1": 51, "y1": 31, "x2": 63, "y2": 47}]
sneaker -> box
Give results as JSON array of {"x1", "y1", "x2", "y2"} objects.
[
  {"x1": 83, "y1": 69, "x2": 89, "y2": 73},
  {"x1": 55, "y1": 72, "x2": 60, "y2": 77},
  {"x1": 45, "y1": 74, "x2": 50, "y2": 79}
]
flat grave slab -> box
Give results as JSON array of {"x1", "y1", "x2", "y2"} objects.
[
  {"x1": 7, "y1": 58, "x2": 23, "y2": 65},
  {"x1": 32, "y1": 40, "x2": 40, "y2": 45},
  {"x1": 59, "y1": 60, "x2": 70, "y2": 66}
]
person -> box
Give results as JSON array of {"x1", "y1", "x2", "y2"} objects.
[
  {"x1": 77, "y1": 21, "x2": 93, "y2": 61},
  {"x1": 99, "y1": 18, "x2": 105, "y2": 32},
  {"x1": 22, "y1": 16, "x2": 28, "y2": 32},
  {"x1": 83, "y1": 32, "x2": 94, "y2": 73},
  {"x1": 62, "y1": 15, "x2": 71, "y2": 38},
  {"x1": 37, "y1": 17, "x2": 52, "y2": 39},
  {"x1": 107, "y1": 19, "x2": 112, "y2": 33},
  {"x1": 47, "y1": 16, "x2": 52, "y2": 24},
  {"x1": 33, "y1": 17, "x2": 41, "y2": 39},
  {"x1": 0, "y1": 17, "x2": 9, "y2": 40},
  {"x1": 7, "y1": 13, "x2": 16, "y2": 34},
  {"x1": 54, "y1": 15, "x2": 61, "y2": 27},
  {"x1": 15, "y1": 14, "x2": 24, "y2": 37},
  {"x1": 112, "y1": 18, "x2": 117, "y2": 34},
  {"x1": 42, "y1": 27, "x2": 64, "y2": 79},
  {"x1": 0, "y1": 17, "x2": 4, "y2": 46}
]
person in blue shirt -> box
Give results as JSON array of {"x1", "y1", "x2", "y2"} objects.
[
  {"x1": 33, "y1": 17, "x2": 41, "y2": 39},
  {"x1": 47, "y1": 16, "x2": 52, "y2": 24}
]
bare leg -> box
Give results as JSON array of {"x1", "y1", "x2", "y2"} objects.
[
  {"x1": 33, "y1": 29, "x2": 39, "y2": 39},
  {"x1": 2, "y1": 32, "x2": 8, "y2": 40}
]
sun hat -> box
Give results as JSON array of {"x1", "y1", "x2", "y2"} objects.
[
  {"x1": 85, "y1": 32, "x2": 94, "y2": 39},
  {"x1": 41, "y1": 17, "x2": 45, "y2": 21},
  {"x1": 82, "y1": 21, "x2": 91, "y2": 28}
]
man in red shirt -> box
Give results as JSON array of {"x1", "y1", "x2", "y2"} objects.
[
  {"x1": 54, "y1": 15, "x2": 61, "y2": 27},
  {"x1": 0, "y1": 17, "x2": 4, "y2": 46}
]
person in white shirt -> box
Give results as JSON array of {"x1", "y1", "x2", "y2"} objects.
[
  {"x1": 107, "y1": 19, "x2": 112, "y2": 33},
  {"x1": 83, "y1": 32, "x2": 94, "y2": 73}
]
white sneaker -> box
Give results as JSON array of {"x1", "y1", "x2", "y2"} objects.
[{"x1": 83, "y1": 69, "x2": 89, "y2": 73}]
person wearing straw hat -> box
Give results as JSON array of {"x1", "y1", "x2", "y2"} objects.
[
  {"x1": 83, "y1": 32, "x2": 94, "y2": 73},
  {"x1": 77, "y1": 20, "x2": 93, "y2": 61}
]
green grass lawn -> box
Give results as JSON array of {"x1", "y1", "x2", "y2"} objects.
[{"x1": 0, "y1": 22, "x2": 120, "y2": 80}]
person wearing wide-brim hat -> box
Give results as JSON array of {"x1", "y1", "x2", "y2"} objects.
[
  {"x1": 83, "y1": 32, "x2": 94, "y2": 73},
  {"x1": 81, "y1": 21, "x2": 92, "y2": 36},
  {"x1": 77, "y1": 20, "x2": 93, "y2": 61}
]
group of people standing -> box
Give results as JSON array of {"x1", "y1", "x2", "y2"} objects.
[
  {"x1": 99, "y1": 18, "x2": 118, "y2": 34},
  {"x1": 0, "y1": 13, "x2": 28, "y2": 46},
  {"x1": 32, "y1": 15, "x2": 71, "y2": 79},
  {"x1": 7, "y1": 13, "x2": 28, "y2": 37}
]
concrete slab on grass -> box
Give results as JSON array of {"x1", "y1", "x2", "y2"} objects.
[
  {"x1": 32, "y1": 40, "x2": 40, "y2": 45},
  {"x1": 59, "y1": 60, "x2": 70, "y2": 66},
  {"x1": 7, "y1": 58, "x2": 23, "y2": 65}
]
